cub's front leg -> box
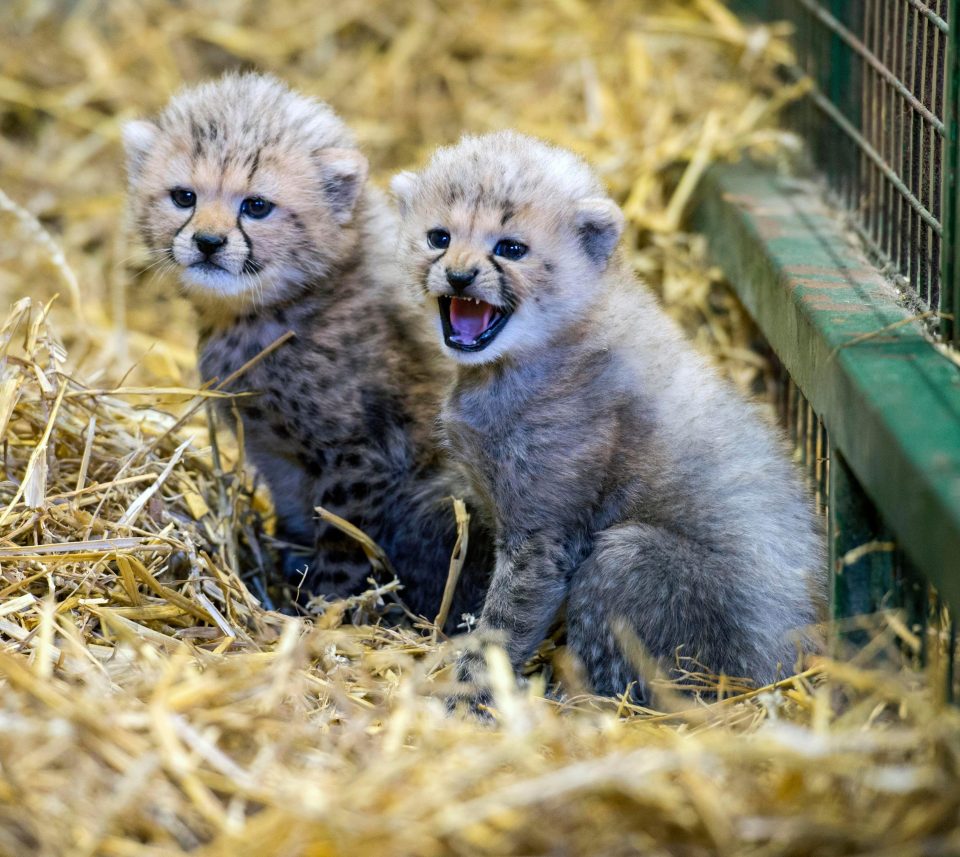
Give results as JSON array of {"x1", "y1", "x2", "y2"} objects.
[{"x1": 451, "y1": 533, "x2": 570, "y2": 714}]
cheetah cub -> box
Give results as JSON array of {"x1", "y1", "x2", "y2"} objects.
[
  {"x1": 123, "y1": 73, "x2": 489, "y2": 621},
  {"x1": 393, "y1": 131, "x2": 825, "y2": 703}
]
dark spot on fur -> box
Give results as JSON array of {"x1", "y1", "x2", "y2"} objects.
[
  {"x1": 350, "y1": 481, "x2": 371, "y2": 500},
  {"x1": 362, "y1": 388, "x2": 410, "y2": 439},
  {"x1": 247, "y1": 147, "x2": 262, "y2": 184},
  {"x1": 300, "y1": 448, "x2": 326, "y2": 477},
  {"x1": 443, "y1": 182, "x2": 466, "y2": 206},
  {"x1": 323, "y1": 484, "x2": 348, "y2": 507},
  {"x1": 191, "y1": 121, "x2": 203, "y2": 157},
  {"x1": 288, "y1": 211, "x2": 308, "y2": 234}
]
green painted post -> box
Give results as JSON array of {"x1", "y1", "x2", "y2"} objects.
[
  {"x1": 726, "y1": 0, "x2": 774, "y2": 19},
  {"x1": 948, "y1": 619, "x2": 958, "y2": 702},
  {"x1": 829, "y1": 447, "x2": 894, "y2": 637}
]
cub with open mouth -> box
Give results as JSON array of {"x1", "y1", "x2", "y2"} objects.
[
  {"x1": 393, "y1": 131, "x2": 825, "y2": 710},
  {"x1": 392, "y1": 140, "x2": 602, "y2": 366}
]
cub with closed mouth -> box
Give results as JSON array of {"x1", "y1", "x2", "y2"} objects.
[
  {"x1": 393, "y1": 131, "x2": 825, "y2": 706},
  {"x1": 123, "y1": 73, "x2": 490, "y2": 622}
]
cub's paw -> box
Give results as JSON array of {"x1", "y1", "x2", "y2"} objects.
[
  {"x1": 445, "y1": 686, "x2": 494, "y2": 722},
  {"x1": 447, "y1": 649, "x2": 494, "y2": 721}
]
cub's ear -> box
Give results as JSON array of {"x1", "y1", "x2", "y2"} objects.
[
  {"x1": 574, "y1": 197, "x2": 624, "y2": 267},
  {"x1": 315, "y1": 148, "x2": 369, "y2": 224},
  {"x1": 122, "y1": 120, "x2": 159, "y2": 180},
  {"x1": 390, "y1": 171, "x2": 418, "y2": 216}
]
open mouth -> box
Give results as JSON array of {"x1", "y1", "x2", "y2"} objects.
[{"x1": 438, "y1": 296, "x2": 511, "y2": 352}]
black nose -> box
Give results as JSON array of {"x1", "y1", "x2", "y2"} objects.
[
  {"x1": 446, "y1": 268, "x2": 478, "y2": 292},
  {"x1": 194, "y1": 232, "x2": 226, "y2": 257}
]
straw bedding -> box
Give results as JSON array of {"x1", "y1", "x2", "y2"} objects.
[{"x1": 0, "y1": 1, "x2": 958, "y2": 854}]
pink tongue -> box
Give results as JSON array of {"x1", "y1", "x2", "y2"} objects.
[{"x1": 448, "y1": 299, "x2": 495, "y2": 343}]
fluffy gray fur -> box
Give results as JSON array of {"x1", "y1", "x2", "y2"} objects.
[{"x1": 392, "y1": 131, "x2": 826, "y2": 703}]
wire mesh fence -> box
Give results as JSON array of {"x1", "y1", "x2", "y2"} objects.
[{"x1": 743, "y1": 0, "x2": 957, "y2": 337}]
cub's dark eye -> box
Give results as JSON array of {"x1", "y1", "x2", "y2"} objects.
[
  {"x1": 170, "y1": 188, "x2": 196, "y2": 208},
  {"x1": 493, "y1": 239, "x2": 528, "y2": 261},
  {"x1": 427, "y1": 229, "x2": 450, "y2": 250},
  {"x1": 240, "y1": 197, "x2": 275, "y2": 219}
]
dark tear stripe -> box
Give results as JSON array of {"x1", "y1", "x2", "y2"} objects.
[
  {"x1": 173, "y1": 208, "x2": 196, "y2": 241},
  {"x1": 236, "y1": 215, "x2": 255, "y2": 271},
  {"x1": 488, "y1": 255, "x2": 515, "y2": 309},
  {"x1": 422, "y1": 250, "x2": 448, "y2": 295}
]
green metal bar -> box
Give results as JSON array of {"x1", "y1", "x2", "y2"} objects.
[
  {"x1": 693, "y1": 162, "x2": 960, "y2": 610},
  {"x1": 829, "y1": 446, "x2": 895, "y2": 634},
  {"x1": 943, "y1": 0, "x2": 960, "y2": 343}
]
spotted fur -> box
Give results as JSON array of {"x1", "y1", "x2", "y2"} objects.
[
  {"x1": 393, "y1": 131, "x2": 826, "y2": 702},
  {"x1": 123, "y1": 74, "x2": 490, "y2": 621}
]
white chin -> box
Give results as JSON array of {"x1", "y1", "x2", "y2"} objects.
[{"x1": 181, "y1": 265, "x2": 252, "y2": 298}]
